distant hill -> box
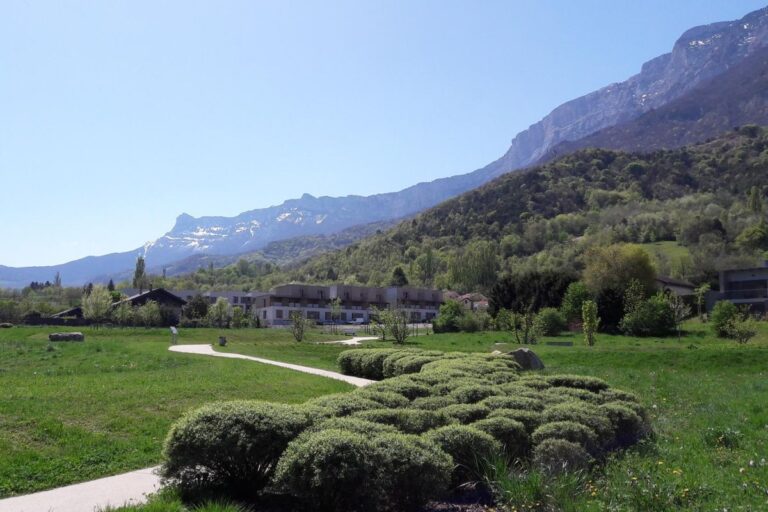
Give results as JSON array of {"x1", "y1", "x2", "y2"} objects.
[
  {"x1": 545, "y1": 45, "x2": 768, "y2": 159},
  {"x1": 94, "y1": 219, "x2": 398, "y2": 285}
]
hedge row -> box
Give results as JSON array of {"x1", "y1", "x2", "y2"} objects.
[
  {"x1": 337, "y1": 347, "x2": 521, "y2": 380},
  {"x1": 162, "y1": 349, "x2": 651, "y2": 510}
]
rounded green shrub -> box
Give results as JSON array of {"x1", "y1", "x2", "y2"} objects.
[
  {"x1": 605, "y1": 399, "x2": 648, "y2": 421},
  {"x1": 422, "y1": 357, "x2": 517, "y2": 378},
  {"x1": 272, "y1": 429, "x2": 379, "y2": 511},
  {"x1": 449, "y1": 384, "x2": 502, "y2": 404},
  {"x1": 440, "y1": 403, "x2": 490, "y2": 424},
  {"x1": 599, "y1": 403, "x2": 648, "y2": 447},
  {"x1": 431, "y1": 377, "x2": 488, "y2": 396},
  {"x1": 368, "y1": 433, "x2": 453, "y2": 511},
  {"x1": 355, "y1": 390, "x2": 411, "y2": 409},
  {"x1": 367, "y1": 377, "x2": 432, "y2": 400},
  {"x1": 273, "y1": 429, "x2": 453, "y2": 512},
  {"x1": 488, "y1": 409, "x2": 543, "y2": 433},
  {"x1": 336, "y1": 350, "x2": 365, "y2": 377},
  {"x1": 410, "y1": 395, "x2": 458, "y2": 411},
  {"x1": 389, "y1": 355, "x2": 444, "y2": 376},
  {"x1": 497, "y1": 382, "x2": 542, "y2": 398},
  {"x1": 542, "y1": 387, "x2": 602, "y2": 405},
  {"x1": 481, "y1": 370, "x2": 520, "y2": 385},
  {"x1": 619, "y1": 293, "x2": 676, "y2": 337},
  {"x1": 337, "y1": 349, "x2": 405, "y2": 378},
  {"x1": 308, "y1": 417, "x2": 399, "y2": 436},
  {"x1": 409, "y1": 369, "x2": 472, "y2": 386},
  {"x1": 542, "y1": 402, "x2": 614, "y2": 446},
  {"x1": 306, "y1": 394, "x2": 381, "y2": 417},
  {"x1": 424, "y1": 425, "x2": 502, "y2": 486},
  {"x1": 532, "y1": 438, "x2": 592, "y2": 474},
  {"x1": 531, "y1": 421, "x2": 599, "y2": 455},
  {"x1": 598, "y1": 388, "x2": 640, "y2": 404},
  {"x1": 546, "y1": 375, "x2": 609, "y2": 393},
  {"x1": 711, "y1": 300, "x2": 740, "y2": 338},
  {"x1": 481, "y1": 395, "x2": 544, "y2": 412},
  {"x1": 356, "y1": 349, "x2": 402, "y2": 379},
  {"x1": 353, "y1": 408, "x2": 454, "y2": 434},
  {"x1": 471, "y1": 417, "x2": 529, "y2": 459},
  {"x1": 161, "y1": 401, "x2": 312, "y2": 495},
  {"x1": 382, "y1": 351, "x2": 441, "y2": 378},
  {"x1": 534, "y1": 307, "x2": 567, "y2": 336},
  {"x1": 515, "y1": 376, "x2": 552, "y2": 391}
]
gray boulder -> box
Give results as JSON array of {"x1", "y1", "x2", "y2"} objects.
[
  {"x1": 508, "y1": 347, "x2": 544, "y2": 370},
  {"x1": 49, "y1": 332, "x2": 85, "y2": 342}
]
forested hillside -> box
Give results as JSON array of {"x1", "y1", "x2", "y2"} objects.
[{"x1": 162, "y1": 127, "x2": 768, "y2": 292}]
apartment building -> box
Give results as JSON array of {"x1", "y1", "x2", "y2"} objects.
[
  {"x1": 252, "y1": 284, "x2": 444, "y2": 326},
  {"x1": 706, "y1": 262, "x2": 768, "y2": 314},
  {"x1": 122, "y1": 284, "x2": 444, "y2": 325}
]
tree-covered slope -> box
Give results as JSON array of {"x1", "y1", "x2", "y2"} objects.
[{"x1": 162, "y1": 127, "x2": 768, "y2": 293}]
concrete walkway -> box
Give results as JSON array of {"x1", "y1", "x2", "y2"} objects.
[
  {"x1": 0, "y1": 345, "x2": 375, "y2": 511},
  {"x1": 169, "y1": 344, "x2": 375, "y2": 387},
  {"x1": 0, "y1": 466, "x2": 161, "y2": 512},
  {"x1": 320, "y1": 335, "x2": 378, "y2": 346}
]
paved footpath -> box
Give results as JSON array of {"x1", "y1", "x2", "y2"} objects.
[
  {"x1": 0, "y1": 466, "x2": 161, "y2": 512},
  {"x1": 319, "y1": 335, "x2": 378, "y2": 346},
  {"x1": 169, "y1": 344, "x2": 375, "y2": 387},
  {"x1": 0, "y1": 343, "x2": 374, "y2": 512}
]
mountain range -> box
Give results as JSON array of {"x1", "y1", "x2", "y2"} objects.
[{"x1": 2, "y1": 6, "x2": 768, "y2": 288}]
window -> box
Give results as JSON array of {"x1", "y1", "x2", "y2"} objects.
[
  {"x1": 319, "y1": 290, "x2": 324, "y2": 299},
  {"x1": 262, "y1": 311, "x2": 266, "y2": 319},
  {"x1": 276, "y1": 309, "x2": 283, "y2": 319}
]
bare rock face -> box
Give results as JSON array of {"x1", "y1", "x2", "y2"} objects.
[
  {"x1": 499, "y1": 7, "x2": 768, "y2": 169},
  {"x1": 49, "y1": 332, "x2": 85, "y2": 342},
  {"x1": 508, "y1": 348, "x2": 545, "y2": 371}
]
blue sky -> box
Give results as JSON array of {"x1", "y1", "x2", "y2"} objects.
[{"x1": 1, "y1": 0, "x2": 765, "y2": 267}]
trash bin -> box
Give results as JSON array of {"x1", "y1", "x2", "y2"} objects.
[{"x1": 218, "y1": 336, "x2": 227, "y2": 347}]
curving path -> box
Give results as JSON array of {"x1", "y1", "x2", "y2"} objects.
[
  {"x1": 169, "y1": 344, "x2": 375, "y2": 387},
  {"x1": 0, "y1": 466, "x2": 161, "y2": 512},
  {"x1": 0, "y1": 343, "x2": 374, "y2": 511},
  {"x1": 320, "y1": 335, "x2": 378, "y2": 346}
]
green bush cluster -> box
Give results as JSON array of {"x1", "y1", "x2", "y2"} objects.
[
  {"x1": 619, "y1": 293, "x2": 676, "y2": 336},
  {"x1": 533, "y1": 307, "x2": 567, "y2": 336},
  {"x1": 337, "y1": 347, "x2": 521, "y2": 380},
  {"x1": 162, "y1": 349, "x2": 651, "y2": 510}
]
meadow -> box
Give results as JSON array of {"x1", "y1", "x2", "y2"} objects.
[
  {"x1": 0, "y1": 327, "x2": 352, "y2": 497},
  {"x1": 3, "y1": 322, "x2": 768, "y2": 510}
]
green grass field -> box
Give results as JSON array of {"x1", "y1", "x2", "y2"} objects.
[
  {"x1": 0, "y1": 327, "x2": 352, "y2": 497},
  {"x1": 4, "y1": 323, "x2": 768, "y2": 510}
]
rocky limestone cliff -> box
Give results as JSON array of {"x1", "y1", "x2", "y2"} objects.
[{"x1": 494, "y1": 7, "x2": 768, "y2": 170}]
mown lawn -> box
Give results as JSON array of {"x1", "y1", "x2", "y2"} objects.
[
  {"x1": 212, "y1": 328, "x2": 355, "y2": 371},
  {"x1": 0, "y1": 327, "x2": 353, "y2": 498}
]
